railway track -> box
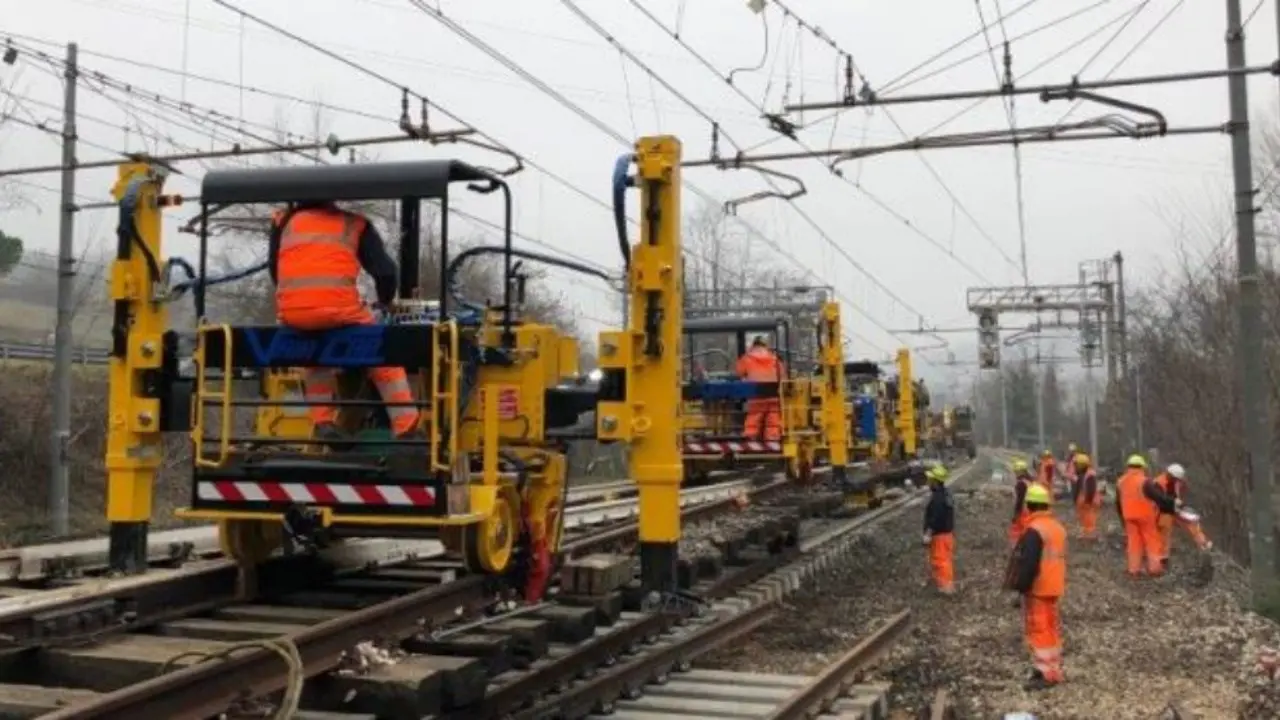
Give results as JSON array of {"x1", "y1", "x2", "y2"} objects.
[
  {"x1": 0, "y1": 457, "x2": 948, "y2": 719},
  {"x1": 0, "y1": 473, "x2": 755, "y2": 585},
  {"x1": 0, "y1": 470, "x2": 792, "y2": 719}
]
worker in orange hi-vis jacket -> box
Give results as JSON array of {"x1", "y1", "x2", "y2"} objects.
[
  {"x1": 1153, "y1": 463, "x2": 1212, "y2": 568},
  {"x1": 735, "y1": 335, "x2": 785, "y2": 441},
  {"x1": 1115, "y1": 454, "x2": 1175, "y2": 577},
  {"x1": 1006, "y1": 482, "x2": 1068, "y2": 691},
  {"x1": 1070, "y1": 454, "x2": 1101, "y2": 541}
]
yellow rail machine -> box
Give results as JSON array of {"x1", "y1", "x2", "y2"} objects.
[
  {"x1": 596, "y1": 137, "x2": 684, "y2": 595},
  {"x1": 105, "y1": 159, "x2": 600, "y2": 602}
]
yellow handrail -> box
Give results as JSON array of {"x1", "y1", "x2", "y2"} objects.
[
  {"x1": 430, "y1": 321, "x2": 460, "y2": 474},
  {"x1": 192, "y1": 322, "x2": 233, "y2": 468}
]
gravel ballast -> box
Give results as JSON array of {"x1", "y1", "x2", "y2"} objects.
[{"x1": 698, "y1": 466, "x2": 1280, "y2": 719}]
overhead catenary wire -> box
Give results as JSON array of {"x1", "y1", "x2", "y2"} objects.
[
  {"x1": 406, "y1": 0, "x2": 898, "y2": 351},
  {"x1": 16, "y1": 42, "x2": 330, "y2": 164},
  {"x1": 628, "y1": 0, "x2": 1019, "y2": 280},
  {"x1": 12, "y1": 1, "x2": 660, "y2": 292},
  {"x1": 203, "y1": 0, "x2": 695, "y2": 274},
  {"x1": 912, "y1": 5, "x2": 1157, "y2": 140},
  {"x1": 424, "y1": 0, "x2": 925, "y2": 351},
  {"x1": 549, "y1": 0, "x2": 951, "y2": 331},
  {"x1": 738, "y1": 0, "x2": 1107, "y2": 154},
  {"x1": 1052, "y1": 0, "x2": 1187, "y2": 127},
  {"x1": 973, "y1": 0, "x2": 1030, "y2": 285}
]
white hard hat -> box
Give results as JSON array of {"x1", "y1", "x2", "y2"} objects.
[{"x1": 1168, "y1": 463, "x2": 1186, "y2": 480}]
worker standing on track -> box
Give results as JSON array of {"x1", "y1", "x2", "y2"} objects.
[
  {"x1": 1071, "y1": 454, "x2": 1101, "y2": 541},
  {"x1": 1115, "y1": 454, "x2": 1175, "y2": 577},
  {"x1": 1009, "y1": 459, "x2": 1034, "y2": 548},
  {"x1": 269, "y1": 203, "x2": 422, "y2": 446},
  {"x1": 736, "y1": 335, "x2": 785, "y2": 441},
  {"x1": 1006, "y1": 483, "x2": 1067, "y2": 690},
  {"x1": 922, "y1": 465, "x2": 956, "y2": 595}
]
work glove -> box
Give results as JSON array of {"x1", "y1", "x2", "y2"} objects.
[{"x1": 369, "y1": 303, "x2": 391, "y2": 324}]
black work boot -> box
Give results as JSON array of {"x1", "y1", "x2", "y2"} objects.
[
  {"x1": 1023, "y1": 670, "x2": 1058, "y2": 691},
  {"x1": 313, "y1": 423, "x2": 351, "y2": 452}
]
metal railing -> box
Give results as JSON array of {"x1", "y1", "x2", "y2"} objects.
[{"x1": 0, "y1": 340, "x2": 109, "y2": 365}]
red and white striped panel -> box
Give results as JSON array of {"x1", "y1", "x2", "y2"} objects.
[
  {"x1": 683, "y1": 440, "x2": 782, "y2": 455},
  {"x1": 196, "y1": 480, "x2": 436, "y2": 507}
]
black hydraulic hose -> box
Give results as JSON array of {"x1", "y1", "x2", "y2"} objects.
[
  {"x1": 444, "y1": 245, "x2": 613, "y2": 298},
  {"x1": 612, "y1": 154, "x2": 633, "y2": 269}
]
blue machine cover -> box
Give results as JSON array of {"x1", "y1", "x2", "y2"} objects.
[{"x1": 854, "y1": 395, "x2": 877, "y2": 441}]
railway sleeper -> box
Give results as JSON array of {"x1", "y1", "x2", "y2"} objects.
[{"x1": 2, "y1": 481, "x2": 832, "y2": 719}]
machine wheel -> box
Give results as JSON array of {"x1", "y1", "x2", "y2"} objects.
[
  {"x1": 218, "y1": 519, "x2": 284, "y2": 565},
  {"x1": 463, "y1": 485, "x2": 520, "y2": 575}
]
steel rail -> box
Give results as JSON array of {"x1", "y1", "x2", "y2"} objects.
[
  {"x1": 39, "y1": 576, "x2": 492, "y2": 720},
  {"x1": 505, "y1": 462, "x2": 977, "y2": 719},
  {"x1": 513, "y1": 597, "x2": 782, "y2": 720},
  {"x1": 764, "y1": 609, "x2": 913, "y2": 719},
  {"x1": 35, "y1": 471, "x2": 790, "y2": 719}
]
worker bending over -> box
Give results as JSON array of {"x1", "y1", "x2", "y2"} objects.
[
  {"x1": 735, "y1": 335, "x2": 785, "y2": 441},
  {"x1": 922, "y1": 465, "x2": 955, "y2": 595},
  {"x1": 1071, "y1": 454, "x2": 1101, "y2": 541},
  {"x1": 1006, "y1": 483, "x2": 1067, "y2": 690},
  {"x1": 1154, "y1": 463, "x2": 1212, "y2": 567},
  {"x1": 1009, "y1": 459, "x2": 1035, "y2": 548},
  {"x1": 1115, "y1": 454, "x2": 1176, "y2": 577},
  {"x1": 269, "y1": 202, "x2": 422, "y2": 445}
]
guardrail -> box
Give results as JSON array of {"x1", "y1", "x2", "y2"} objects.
[{"x1": 0, "y1": 340, "x2": 109, "y2": 365}]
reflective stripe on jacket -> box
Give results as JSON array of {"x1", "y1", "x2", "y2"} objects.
[
  {"x1": 1025, "y1": 512, "x2": 1067, "y2": 598},
  {"x1": 275, "y1": 209, "x2": 366, "y2": 315}
]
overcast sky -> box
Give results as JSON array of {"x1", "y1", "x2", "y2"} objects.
[{"x1": 1, "y1": 0, "x2": 1274, "y2": 395}]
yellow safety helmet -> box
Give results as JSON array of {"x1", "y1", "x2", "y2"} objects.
[
  {"x1": 1042, "y1": 449, "x2": 1053, "y2": 457},
  {"x1": 926, "y1": 465, "x2": 949, "y2": 483},
  {"x1": 1025, "y1": 483, "x2": 1052, "y2": 506},
  {"x1": 1073, "y1": 453, "x2": 1091, "y2": 468},
  {"x1": 1011, "y1": 459, "x2": 1029, "y2": 473},
  {"x1": 1126, "y1": 454, "x2": 1147, "y2": 469}
]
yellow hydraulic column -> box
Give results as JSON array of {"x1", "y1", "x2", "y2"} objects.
[
  {"x1": 818, "y1": 302, "x2": 850, "y2": 481},
  {"x1": 596, "y1": 135, "x2": 683, "y2": 594},
  {"x1": 105, "y1": 163, "x2": 168, "y2": 574},
  {"x1": 895, "y1": 348, "x2": 916, "y2": 458}
]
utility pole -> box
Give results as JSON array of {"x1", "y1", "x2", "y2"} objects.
[
  {"x1": 1000, "y1": 371, "x2": 1009, "y2": 448},
  {"x1": 1035, "y1": 364, "x2": 1045, "y2": 451},
  {"x1": 49, "y1": 42, "x2": 77, "y2": 538},
  {"x1": 1113, "y1": 250, "x2": 1133, "y2": 460},
  {"x1": 1228, "y1": 0, "x2": 1277, "y2": 609},
  {"x1": 1079, "y1": 267, "x2": 1101, "y2": 465}
]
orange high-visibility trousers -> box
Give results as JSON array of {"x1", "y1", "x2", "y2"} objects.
[
  {"x1": 1023, "y1": 595, "x2": 1064, "y2": 683},
  {"x1": 1177, "y1": 516, "x2": 1211, "y2": 549},
  {"x1": 299, "y1": 309, "x2": 420, "y2": 436},
  {"x1": 929, "y1": 533, "x2": 955, "y2": 593},
  {"x1": 1123, "y1": 518, "x2": 1163, "y2": 576},
  {"x1": 743, "y1": 398, "x2": 781, "y2": 440},
  {"x1": 1075, "y1": 503, "x2": 1099, "y2": 540}
]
